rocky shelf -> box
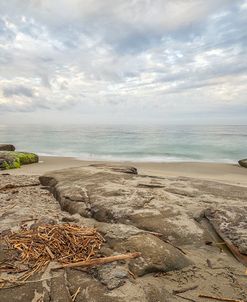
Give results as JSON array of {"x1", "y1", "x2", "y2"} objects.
[{"x1": 0, "y1": 164, "x2": 247, "y2": 302}]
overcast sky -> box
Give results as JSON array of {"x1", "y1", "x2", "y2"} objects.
[{"x1": 0, "y1": 0, "x2": 247, "y2": 124}]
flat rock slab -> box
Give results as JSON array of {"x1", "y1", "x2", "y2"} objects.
[
  {"x1": 40, "y1": 165, "x2": 247, "y2": 248},
  {"x1": 1, "y1": 166, "x2": 247, "y2": 301},
  {"x1": 40, "y1": 165, "x2": 207, "y2": 245}
]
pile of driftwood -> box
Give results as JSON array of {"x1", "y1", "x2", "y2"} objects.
[{"x1": 0, "y1": 223, "x2": 140, "y2": 288}]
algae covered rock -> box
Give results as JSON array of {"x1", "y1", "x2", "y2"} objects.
[
  {"x1": 238, "y1": 159, "x2": 247, "y2": 168},
  {"x1": 0, "y1": 144, "x2": 15, "y2": 151},
  {"x1": 0, "y1": 151, "x2": 39, "y2": 170}
]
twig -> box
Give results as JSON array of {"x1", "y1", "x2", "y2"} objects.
[
  {"x1": 143, "y1": 231, "x2": 163, "y2": 237},
  {"x1": 198, "y1": 294, "x2": 244, "y2": 302},
  {"x1": 173, "y1": 285, "x2": 198, "y2": 295},
  {"x1": 137, "y1": 183, "x2": 166, "y2": 188},
  {"x1": 71, "y1": 287, "x2": 81, "y2": 301},
  {"x1": 0, "y1": 276, "x2": 58, "y2": 289},
  {"x1": 1, "y1": 224, "x2": 104, "y2": 281},
  {"x1": 176, "y1": 294, "x2": 197, "y2": 302},
  {"x1": 53, "y1": 252, "x2": 141, "y2": 269},
  {"x1": 21, "y1": 218, "x2": 38, "y2": 224},
  {"x1": 45, "y1": 246, "x2": 55, "y2": 259},
  {"x1": 163, "y1": 240, "x2": 187, "y2": 255},
  {"x1": 128, "y1": 269, "x2": 136, "y2": 279}
]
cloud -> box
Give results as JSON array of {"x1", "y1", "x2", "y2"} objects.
[
  {"x1": 3, "y1": 85, "x2": 34, "y2": 98},
  {"x1": 0, "y1": 0, "x2": 246, "y2": 123}
]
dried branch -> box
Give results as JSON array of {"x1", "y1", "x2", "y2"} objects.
[
  {"x1": 198, "y1": 294, "x2": 244, "y2": 302},
  {"x1": 0, "y1": 223, "x2": 104, "y2": 283},
  {"x1": 71, "y1": 287, "x2": 81, "y2": 302},
  {"x1": 53, "y1": 252, "x2": 141, "y2": 269}
]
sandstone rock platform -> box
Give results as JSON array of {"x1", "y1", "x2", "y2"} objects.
[{"x1": 0, "y1": 164, "x2": 247, "y2": 301}]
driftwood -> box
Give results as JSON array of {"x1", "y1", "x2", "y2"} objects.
[
  {"x1": 53, "y1": 252, "x2": 141, "y2": 270},
  {"x1": 0, "y1": 223, "x2": 142, "y2": 289},
  {"x1": 176, "y1": 294, "x2": 197, "y2": 302},
  {"x1": 0, "y1": 223, "x2": 104, "y2": 282},
  {"x1": 137, "y1": 183, "x2": 166, "y2": 188},
  {"x1": 198, "y1": 294, "x2": 244, "y2": 302}
]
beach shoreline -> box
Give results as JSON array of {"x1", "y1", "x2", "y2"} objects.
[{"x1": 1, "y1": 155, "x2": 247, "y2": 186}]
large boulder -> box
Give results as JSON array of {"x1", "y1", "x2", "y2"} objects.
[
  {"x1": 0, "y1": 151, "x2": 39, "y2": 170},
  {"x1": 238, "y1": 159, "x2": 247, "y2": 168},
  {"x1": 0, "y1": 144, "x2": 15, "y2": 151}
]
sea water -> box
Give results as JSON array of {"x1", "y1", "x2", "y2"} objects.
[{"x1": 0, "y1": 124, "x2": 246, "y2": 163}]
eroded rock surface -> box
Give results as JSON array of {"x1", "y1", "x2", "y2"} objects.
[
  {"x1": 1, "y1": 165, "x2": 247, "y2": 302},
  {"x1": 40, "y1": 166, "x2": 209, "y2": 246}
]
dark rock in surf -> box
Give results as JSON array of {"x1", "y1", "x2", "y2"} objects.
[
  {"x1": 238, "y1": 159, "x2": 247, "y2": 168},
  {"x1": 0, "y1": 144, "x2": 15, "y2": 151}
]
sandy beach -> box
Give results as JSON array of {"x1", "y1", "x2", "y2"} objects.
[{"x1": 2, "y1": 155, "x2": 247, "y2": 186}]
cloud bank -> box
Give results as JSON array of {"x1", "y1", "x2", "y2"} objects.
[{"x1": 0, "y1": 0, "x2": 247, "y2": 123}]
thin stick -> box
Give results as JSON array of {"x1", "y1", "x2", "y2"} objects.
[
  {"x1": 143, "y1": 231, "x2": 163, "y2": 237},
  {"x1": 173, "y1": 285, "x2": 198, "y2": 295},
  {"x1": 71, "y1": 287, "x2": 81, "y2": 302},
  {"x1": 198, "y1": 294, "x2": 244, "y2": 302},
  {"x1": 45, "y1": 246, "x2": 55, "y2": 259},
  {"x1": 176, "y1": 294, "x2": 197, "y2": 302},
  {"x1": 163, "y1": 240, "x2": 187, "y2": 255},
  {"x1": 53, "y1": 252, "x2": 141, "y2": 270},
  {"x1": 128, "y1": 269, "x2": 136, "y2": 279},
  {"x1": 0, "y1": 276, "x2": 58, "y2": 289}
]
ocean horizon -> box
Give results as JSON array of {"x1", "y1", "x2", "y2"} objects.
[{"x1": 0, "y1": 124, "x2": 246, "y2": 163}]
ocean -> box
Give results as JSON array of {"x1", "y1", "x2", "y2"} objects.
[{"x1": 0, "y1": 124, "x2": 246, "y2": 163}]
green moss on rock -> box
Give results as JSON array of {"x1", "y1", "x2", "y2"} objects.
[
  {"x1": 0, "y1": 151, "x2": 39, "y2": 170},
  {"x1": 13, "y1": 152, "x2": 39, "y2": 165}
]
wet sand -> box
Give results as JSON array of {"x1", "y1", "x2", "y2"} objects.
[{"x1": 1, "y1": 155, "x2": 247, "y2": 186}]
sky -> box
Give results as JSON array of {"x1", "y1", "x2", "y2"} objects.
[{"x1": 0, "y1": 0, "x2": 247, "y2": 124}]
